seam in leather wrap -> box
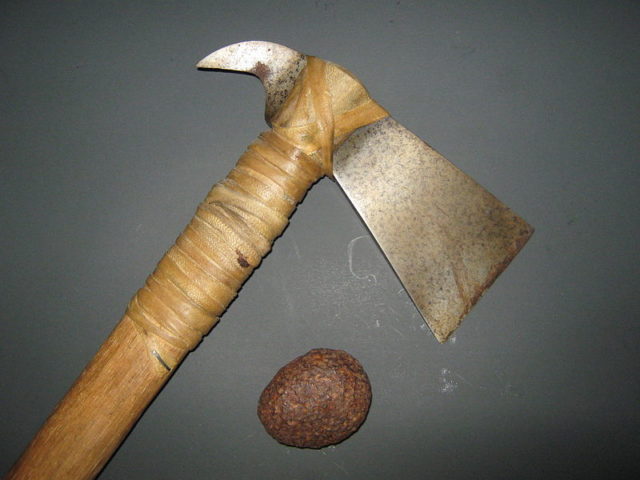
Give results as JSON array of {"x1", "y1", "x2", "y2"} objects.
[{"x1": 125, "y1": 57, "x2": 388, "y2": 370}]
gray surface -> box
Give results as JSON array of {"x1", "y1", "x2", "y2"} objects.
[{"x1": 1, "y1": 1, "x2": 638, "y2": 478}]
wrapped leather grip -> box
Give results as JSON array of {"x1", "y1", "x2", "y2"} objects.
[{"x1": 127, "y1": 130, "x2": 324, "y2": 369}]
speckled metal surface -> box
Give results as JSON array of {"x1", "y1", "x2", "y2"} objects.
[
  {"x1": 333, "y1": 117, "x2": 533, "y2": 342},
  {"x1": 197, "y1": 41, "x2": 307, "y2": 124}
]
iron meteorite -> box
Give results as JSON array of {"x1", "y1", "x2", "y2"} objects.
[{"x1": 257, "y1": 349, "x2": 372, "y2": 448}]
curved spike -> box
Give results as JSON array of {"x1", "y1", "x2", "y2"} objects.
[{"x1": 197, "y1": 41, "x2": 307, "y2": 123}]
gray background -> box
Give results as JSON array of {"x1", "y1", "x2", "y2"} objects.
[{"x1": 1, "y1": 1, "x2": 638, "y2": 478}]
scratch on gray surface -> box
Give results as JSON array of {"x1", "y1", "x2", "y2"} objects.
[
  {"x1": 453, "y1": 370, "x2": 477, "y2": 388},
  {"x1": 289, "y1": 235, "x2": 302, "y2": 260},
  {"x1": 439, "y1": 368, "x2": 458, "y2": 394},
  {"x1": 388, "y1": 324, "x2": 405, "y2": 337},
  {"x1": 440, "y1": 367, "x2": 515, "y2": 396},
  {"x1": 494, "y1": 370, "x2": 522, "y2": 398},
  {"x1": 279, "y1": 276, "x2": 296, "y2": 318},
  {"x1": 332, "y1": 460, "x2": 349, "y2": 476},
  {"x1": 329, "y1": 310, "x2": 343, "y2": 329},
  {"x1": 500, "y1": 383, "x2": 521, "y2": 398},
  {"x1": 439, "y1": 367, "x2": 484, "y2": 394},
  {"x1": 347, "y1": 235, "x2": 377, "y2": 284},
  {"x1": 383, "y1": 303, "x2": 398, "y2": 317}
]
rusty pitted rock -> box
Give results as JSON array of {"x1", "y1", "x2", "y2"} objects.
[{"x1": 257, "y1": 349, "x2": 372, "y2": 448}]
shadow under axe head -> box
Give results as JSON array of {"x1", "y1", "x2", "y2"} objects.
[{"x1": 198, "y1": 41, "x2": 534, "y2": 343}]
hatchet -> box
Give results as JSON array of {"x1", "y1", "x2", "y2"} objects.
[{"x1": 6, "y1": 41, "x2": 532, "y2": 479}]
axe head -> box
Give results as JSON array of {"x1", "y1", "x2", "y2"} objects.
[{"x1": 198, "y1": 41, "x2": 533, "y2": 342}]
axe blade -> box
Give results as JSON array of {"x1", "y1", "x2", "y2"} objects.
[
  {"x1": 198, "y1": 41, "x2": 533, "y2": 341},
  {"x1": 333, "y1": 117, "x2": 533, "y2": 342}
]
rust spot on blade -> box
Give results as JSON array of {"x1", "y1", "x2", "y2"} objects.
[
  {"x1": 466, "y1": 223, "x2": 535, "y2": 317},
  {"x1": 252, "y1": 61, "x2": 271, "y2": 80}
]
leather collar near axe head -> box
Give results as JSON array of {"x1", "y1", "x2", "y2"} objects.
[
  {"x1": 198, "y1": 41, "x2": 533, "y2": 342},
  {"x1": 8, "y1": 41, "x2": 533, "y2": 480}
]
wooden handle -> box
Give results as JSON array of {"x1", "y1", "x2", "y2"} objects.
[
  {"x1": 6, "y1": 130, "x2": 324, "y2": 480},
  {"x1": 6, "y1": 57, "x2": 389, "y2": 479}
]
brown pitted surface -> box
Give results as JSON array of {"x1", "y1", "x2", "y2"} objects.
[{"x1": 257, "y1": 349, "x2": 372, "y2": 448}]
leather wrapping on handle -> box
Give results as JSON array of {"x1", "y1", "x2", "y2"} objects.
[{"x1": 126, "y1": 130, "x2": 324, "y2": 369}]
